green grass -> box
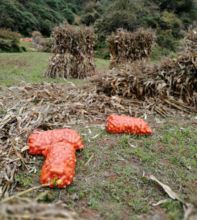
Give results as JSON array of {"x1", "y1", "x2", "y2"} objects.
[
  {"x1": 0, "y1": 51, "x2": 109, "y2": 87},
  {"x1": 20, "y1": 41, "x2": 35, "y2": 52},
  {"x1": 74, "y1": 123, "x2": 196, "y2": 219},
  {"x1": 15, "y1": 121, "x2": 197, "y2": 219}
]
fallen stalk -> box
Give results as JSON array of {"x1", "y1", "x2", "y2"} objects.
[{"x1": 1, "y1": 184, "x2": 49, "y2": 203}]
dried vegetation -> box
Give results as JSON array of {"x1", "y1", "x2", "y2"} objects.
[
  {"x1": 32, "y1": 31, "x2": 52, "y2": 52},
  {"x1": 184, "y1": 28, "x2": 197, "y2": 52},
  {"x1": 108, "y1": 28, "x2": 154, "y2": 68},
  {"x1": 96, "y1": 29, "x2": 197, "y2": 113},
  {"x1": 45, "y1": 23, "x2": 95, "y2": 79},
  {"x1": 0, "y1": 198, "x2": 80, "y2": 220}
]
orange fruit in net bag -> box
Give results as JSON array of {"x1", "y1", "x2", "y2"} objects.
[
  {"x1": 28, "y1": 128, "x2": 84, "y2": 155},
  {"x1": 28, "y1": 128, "x2": 84, "y2": 188},
  {"x1": 106, "y1": 114, "x2": 152, "y2": 135},
  {"x1": 40, "y1": 142, "x2": 76, "y2": 188}
]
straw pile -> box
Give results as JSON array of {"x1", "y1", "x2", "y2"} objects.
[
  {"x1": 184, "y1": 28, "x2": 197, "y2": 52},
  {"x1": 95, "y1": 52, "x2": 197, "y2": 109},
  {"x1": 108, "y1": 28, "x2": 154, "y2": 68},
  {"x1": 96, "y1": 61, "x2": 156, "y2": 98},
  {"x1": 45, "y1": 23, "x2": 95, "y2": 79}
]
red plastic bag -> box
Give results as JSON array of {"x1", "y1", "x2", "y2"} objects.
[
  {"x1": 106, "y1": 114, "x2": 152, "y2": 135},
  {"x1": 28, "y1": 128, "x2": 84, "y2": 155},
  {"x1": 40, "y1": 142, "x2": 76, "y2": 188}
]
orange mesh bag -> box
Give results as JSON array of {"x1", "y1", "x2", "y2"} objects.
[
  {"x1": 106, "y1": 114, "x2": 152, "y2": 135},
  {"x1": 28, "y1": 128, "x2": 84, "y2": 155},
  {"x1": 28, "y1": 128, "x2": 84, "y2": 188},
  {"x1": 40, "y1": 142, "x2": 76, "y2": 188}
]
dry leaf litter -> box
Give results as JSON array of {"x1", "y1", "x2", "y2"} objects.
[{"x1": 0, "y1": 198, "x2": 80, "y2": 220}]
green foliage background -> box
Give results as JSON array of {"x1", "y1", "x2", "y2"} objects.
[
  {"x1": 0, "y1": 0, "x2": 197, "y2": 54},
  {"x1": 0, "y1": 0, "x2": 80, "y2": 36},
  {"x1": 93, "y1": 0, "x2": 197, "y2": 51}
]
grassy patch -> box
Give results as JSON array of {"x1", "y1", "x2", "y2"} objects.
[
  {"x1": 95, "y1": 57, "x2": 109, "y2": 70},
  {"x1": 15, "y1": 173, "x2": 34, "y2": 187},
  {"x1": 24, "y1": 121, "x2": 197, "y2": 219},
  {"x1": 0, "y1": 52, "x2": 109, "y2": 86}
]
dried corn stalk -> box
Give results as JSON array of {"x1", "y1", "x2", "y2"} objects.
[
  {"x1": 46, "y1": 53, "x2": 95, "y2": 79},
  {"x1": 108, "y1": 28, "x2": 154, "y2": 68},
  {"x1": 45, "y1": 23, "x2": 95, "y2": 79},
  {"x1": 184, "y1": 28, "x2": 197, "y2": 52},
  {"x1": 95, "y1": 51, "x2": 197, "y2": 108},
  {"x1": 0, "y1": 199, "x2": 80, "y2": 220}
]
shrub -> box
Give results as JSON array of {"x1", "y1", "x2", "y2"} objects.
[
  {"x1": 81, "y1": 11, "x2": 100, "y2": 26},
  {"x1": 63, "y1": 8, "x2": 75, "y2": 24},
  {"x1": 151, "y1": 45, "x2": 175, "y2": 61},
  {"x1": 157, "y1": 29, "x2": 179, "y2": 51},
  {"x1": 0, "y1": 28, "x2": 21, "y2": 40},
  {"x1": 32, "y1": 31, "x2": 52, "y2": 52},
  {"x1": 0, "y1": 28, "x2": 25, "y2": 52}
]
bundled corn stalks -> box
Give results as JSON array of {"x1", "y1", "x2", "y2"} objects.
[
  {"x1": 108, "y1": 28, "x2": 154, "y2": 68},
  {"x1": 95, "y1": 51, "x2": 197, "y2": 109},
  {"x1": 184, "y1": 28, "x2": 197, "y2": 52},
  {"x1": 156, "y1": 52, "x2": 197, "y2": 104},
  {"x1": 32, "y1": 31, "x2": 52, "y2": 52},
  {"x1": 96, "y1": 60, "x2": 157, "y2": 98},
  {"x1": 46, "y1": 53, "x2": 95, "y2": 79},
  {"x1": 45, "y1": 23, "x2": 95, "y2": 79}
]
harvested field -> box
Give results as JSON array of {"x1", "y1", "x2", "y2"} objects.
[
  {"x1": 0, "y1": 83, "x2": 197, "y2": 220},
  {"x1": 0, "y1": 29, "x2": 197, "y2": 220}
]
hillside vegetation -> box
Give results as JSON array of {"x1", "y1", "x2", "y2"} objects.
[
  {"x1": 0, "y1": 0, "x2": 197, "y2": 57},
  {"x1": 0, "y1": 0, "x2": 82, "y2": 36}
]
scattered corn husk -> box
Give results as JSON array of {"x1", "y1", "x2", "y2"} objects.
[
  {"x1": 45, "y1": 23, "x2": 95, "y2": 79},
  {"x1": 0, "y1": 80, "x2": 196, "y2": 218},
  {"x1": 0, "y1": 81, "x2": 191, "y2": 198},
  {"x1": 0, "y1": 198, "x2": 80, "y2": 220},
  {"x1": 108, "y1": 28, "x2": 154, "y2": 68},
  {"x1": 0, "y1": 80, "x2": 196, "y2": 200},
  {"x1": 146, "y1": 175, "x2": 196, "y2": 220}
]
